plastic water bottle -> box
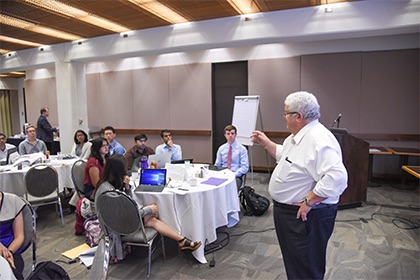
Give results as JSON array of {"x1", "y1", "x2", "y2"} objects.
[{"x1": 140, "y1": 156, "x2": 149, "y2": 169}]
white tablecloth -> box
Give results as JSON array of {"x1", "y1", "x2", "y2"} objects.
[
  {"x1": 0, "y1": 158, "x2": 77, "y2": 197},
  {"x1": 131, "y1": 168, "x2": 240, "y2": 263}
]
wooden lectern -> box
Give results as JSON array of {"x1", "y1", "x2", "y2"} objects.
[{"x1": 331, "y1": 129, "x2": 369, "y2": 209}]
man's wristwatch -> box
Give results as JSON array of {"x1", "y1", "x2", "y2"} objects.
[{"x1": 304, "y1": 197, "x2": 315, "y2": 207}]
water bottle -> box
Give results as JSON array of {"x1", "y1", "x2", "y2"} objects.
[{"x1": 140, "y1": 156, "x2": 149, "y2": 169}]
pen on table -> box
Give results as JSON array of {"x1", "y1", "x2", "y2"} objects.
[{"x1": 178, "y1": 188, "x2": 189, "y2": 191}]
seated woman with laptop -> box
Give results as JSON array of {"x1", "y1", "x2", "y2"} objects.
[{"x1": 93, "y1": 154, "x2": 201, "y2": 263}]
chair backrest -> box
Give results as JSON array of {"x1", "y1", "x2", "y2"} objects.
[
  {"x1": 25, "y1": 164, "x2": 58, "y2": 198},
  {"x1": 96, "y1": 190, "x2": 141, "y2": 236},
  {"x1": 71, "y1": 160, "x2": 87, "y2": 195},
  {"x1": 19, "y1": 197, "x2": 37, "y2": 270},
  {"x1": 89, "y1": 237, "x2": 110, "y2": 280}
]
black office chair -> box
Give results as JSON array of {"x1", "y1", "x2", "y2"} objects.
[
  {"x1": 96, "y1": 189, "x2": 165, "y2": 279},
  {"x1": 89, "y1": 237, "x2": 110, "y2": 280},
  {"x1": 24, "y1": 164, "x2": 64, "y2": 226},
  {"x1": 71, "y1": 159, "x2": 87, "y2": 196}
]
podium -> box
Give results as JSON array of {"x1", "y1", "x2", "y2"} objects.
[{"x1": 331, "y1": 129, "x2": 369, "y2": 209}]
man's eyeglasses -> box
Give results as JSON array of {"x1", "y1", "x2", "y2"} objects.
[
  {"x1": 163, "y1": 134, "x2": 172, "y2": 138},
  {"x1": 283, "y1": 111, "x2": 299, "y2": 116},
  {"x1": 27, "y1": 130, "x2": 36, "y2": 133},
  {"x1": 101, "y1": 144, "x2": 108, "y2": 147},
  {"x1": 137, "y1": 139, "x2": 146, "y2": 143}
]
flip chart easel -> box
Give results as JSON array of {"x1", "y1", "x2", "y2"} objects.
[{"x1": 232, "y1": 96, "x2": 270, "y2": 185}]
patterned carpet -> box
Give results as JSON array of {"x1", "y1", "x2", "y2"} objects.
[{"x1": 21, "y1": 173, "x2": 419, "y2": 280}]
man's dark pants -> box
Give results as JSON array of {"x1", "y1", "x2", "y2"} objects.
[{"x1": 273, "y1": 201, "x2": 338, "y2": 280}]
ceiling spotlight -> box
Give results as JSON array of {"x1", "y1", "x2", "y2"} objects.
[
  {"x1": 6, "y1": 51, "x2": 16, "y2": 57},
  {"x1": 39, "y1": 47, "x2": 44, "y2": 51}
]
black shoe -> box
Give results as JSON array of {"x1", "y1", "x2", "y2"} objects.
[{"x1": 63, "y1": 205, "x2": 76, "y2": 215}]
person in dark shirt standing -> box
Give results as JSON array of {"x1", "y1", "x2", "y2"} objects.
[{"x1": 36, "y1": 107, "x2": 59, "y2": 152}]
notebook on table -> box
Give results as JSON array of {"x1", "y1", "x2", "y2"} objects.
[
  {"x1": 147, "y1": 153, "x2": 172, "y2": 169},
  {"x1": 134, "y1": 168, "x2": 167, "y2": 193}
]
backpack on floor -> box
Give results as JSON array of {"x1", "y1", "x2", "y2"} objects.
[
  {"x1": 239, "y1": 186, "x2": 270, "y2": 216},
  {"x1": 84, "y1": 215, "x2": 103, "y2": 247},
  {"x1": 27, "y1": 261, "x2": 70, "y2": 280}
]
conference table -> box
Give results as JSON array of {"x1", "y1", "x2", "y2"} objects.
[
  {"x1": 130, "y1": 165, "x2": 241, "y2": 264},
  {"x1": 0, "y1": 156, "x2": 77, "y2": 197}
]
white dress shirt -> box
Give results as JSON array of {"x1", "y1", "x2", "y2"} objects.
[{"x1": 269, "y1": 120, "x2": 348, "y2": 205}]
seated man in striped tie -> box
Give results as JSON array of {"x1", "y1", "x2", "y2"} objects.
[{"x1": 214, "y1": 125, "x2": 249, "y2": 190}]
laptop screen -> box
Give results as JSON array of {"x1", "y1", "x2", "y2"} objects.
[{"x1": 139, "y1": 169, "x2": 166, "y2": 186}]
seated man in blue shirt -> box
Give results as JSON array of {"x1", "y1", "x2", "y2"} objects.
[
  {"x1": 155, "y1": 129, "x2": 182, "y2": 161},
  {"x1": 215, "y1": 125, "x2": 249, "y2": 190},
  {"x1": 104, "y1": 126, "x2": 126, "y2": 155}
]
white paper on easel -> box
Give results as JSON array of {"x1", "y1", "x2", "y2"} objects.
[{"x1": 232, "y1": 96, "x2": 260, "y2": 146}]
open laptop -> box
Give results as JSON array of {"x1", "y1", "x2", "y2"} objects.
[
  {"x1": 147, "y1": 153, "x2": 172, "y2": 169},
  {"x1": 134, "y1": 168, "x2": 167, "y2": 192}
]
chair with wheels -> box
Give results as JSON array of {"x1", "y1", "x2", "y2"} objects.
[
  {"x1": 89, "y1": 237, "x2": 110, "y2": 280},
  {"x1": 96, "y1": 189, "x2": 165, "y2": 279},
  {"x1": 24, "y1": 164, "x2": 64, "y2": 226}
]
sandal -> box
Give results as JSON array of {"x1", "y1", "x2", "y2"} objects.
[{"x1": 178, "y1": 237, "x2": 202, "y2": 251}]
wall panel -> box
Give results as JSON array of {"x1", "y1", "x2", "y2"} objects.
[
  {"x1": 131, "y1": 67, "x2": 170, "y2": 129},
  {"x1": 99, "y1": 71, "x2": 133, "y2": 128},
  {"x1": 169, "y1": 63, "x2": 211, "y2": 130},
  {"x1": 360, "y1": 49, "x2": 419, "y2": 134},
  {"x1": 301, "y1": 52, "x2": 362, "y2": 132},
  {"x1": 24, "y1": 78, "x2": 58, "y2": 127}
]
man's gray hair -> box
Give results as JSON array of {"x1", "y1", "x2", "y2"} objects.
[{"x1": 284, "y1": 91, "x2": 320, "y2": 121}]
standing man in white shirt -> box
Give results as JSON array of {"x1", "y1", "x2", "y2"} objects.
[
  {"x1": 251, "y1": 91, "x2": 348, "y2": 280},
  {"x1": 215, "y1": 125, "x2": 249, "y2": 190},
  {"x1": 155, "y1": 129, "x2": 182, "y2": 161}
]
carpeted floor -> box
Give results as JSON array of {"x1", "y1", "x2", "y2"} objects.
[{"x1": 21, "y1": 173, "x2": 419, "y2": 280}]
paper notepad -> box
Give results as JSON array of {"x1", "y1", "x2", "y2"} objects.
[
  {"x1": 61, "y1": 243, "x2": 91, "y2": 260},
  {"x1": 201, "y1": 177, "x2": 228, "y2": 186}
]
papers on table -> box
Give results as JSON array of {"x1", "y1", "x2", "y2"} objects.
[
  {"x1": 12, "y1": 152, "x2": 44, "y2": 167},
  {"x1": 201, "y1": 177, "x2": 228, "y2": 186}
]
